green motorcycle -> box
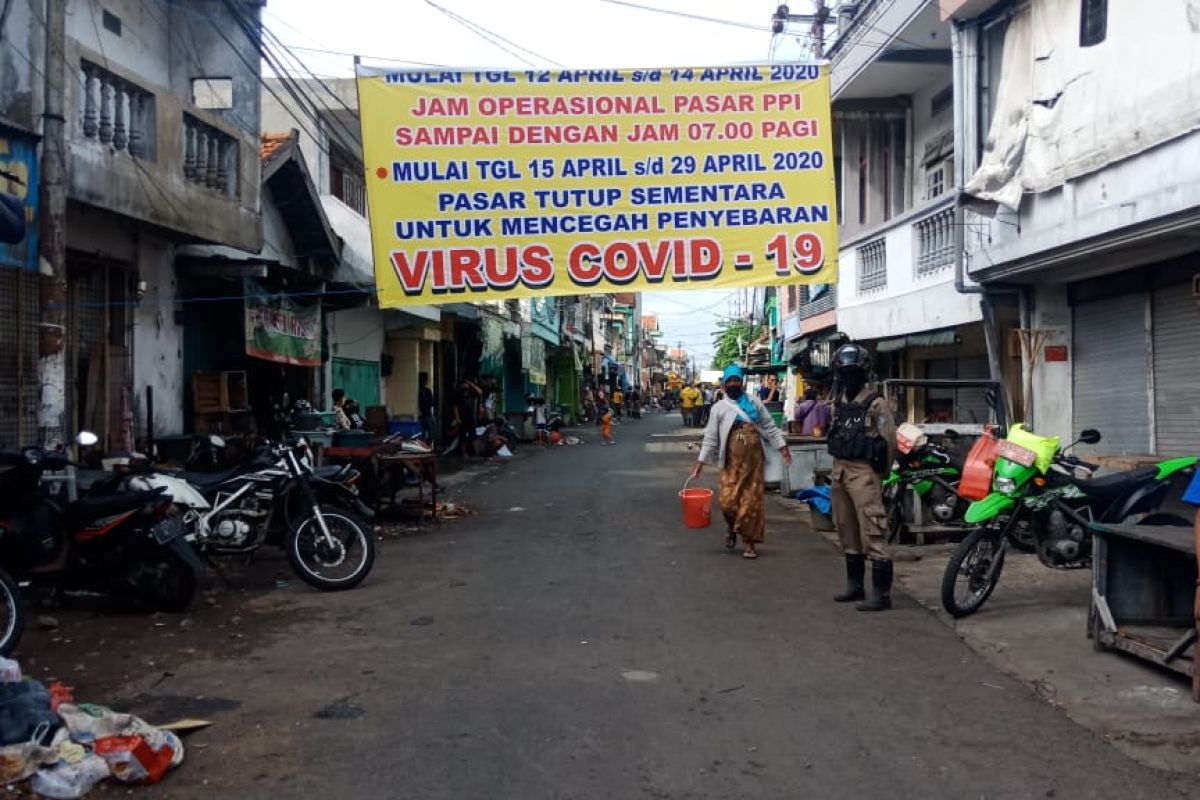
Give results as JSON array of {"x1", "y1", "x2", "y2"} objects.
[
  {"x1": 882, "y1": 427, "x2": 1035, "y2": 552},
  {"x1": 941, "y1": 426, "x2": 1197, "y2": 618}
]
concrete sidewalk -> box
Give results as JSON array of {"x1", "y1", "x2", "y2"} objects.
[{"x1": 775, "y1": 493, "x2": 1200, "y2": 774}]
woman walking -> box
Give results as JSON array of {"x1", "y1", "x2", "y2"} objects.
[{"x1": 690, "y1": 365, "x2": 790, "y2": 559}]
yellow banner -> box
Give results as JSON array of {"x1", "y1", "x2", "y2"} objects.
[{"x1": 357, "y1": 65, "x2": 838, "y2": 307}]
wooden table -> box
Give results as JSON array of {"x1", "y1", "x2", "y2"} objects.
[
  {"x1": 323, "y1": 443, "x2": 439, "y2": 519},
  {"x1": 1088, "y1": 521, "x2": 1199, "y2": 701}
]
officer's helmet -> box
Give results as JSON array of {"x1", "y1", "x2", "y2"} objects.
[{"x1": 832, "y1": 343, "x2": 871, "y2": 374}]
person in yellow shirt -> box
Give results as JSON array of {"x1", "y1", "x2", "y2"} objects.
[
  {"x1": 680, "y1": 383, "x2": 701, "y2": 427},
  {"x1": 612, "y1": 388, "x2": 625, "y2": 419}
]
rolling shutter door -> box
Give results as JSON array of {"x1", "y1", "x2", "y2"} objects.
[
  {"x1": 1073, "y1": 293, "x2": 1150, "y2": 456},
  {"x1": 955, "y1": 356, "x2": 991, "y2": 425},
  {"x1": 1152, "y1": 283, "x2": 1200, "y2": 456}
]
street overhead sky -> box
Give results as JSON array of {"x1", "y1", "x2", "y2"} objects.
[{"x1": 267, "y1": 0, "x2": 816, "y2": 364}]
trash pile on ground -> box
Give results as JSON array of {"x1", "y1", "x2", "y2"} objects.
[{"x1": 0, "y1": 657, "x2": 184, "y2": 797}]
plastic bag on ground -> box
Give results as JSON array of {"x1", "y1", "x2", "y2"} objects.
[
  {"x1": 29, "y1": 754, "x2": 110, "y2": 798},
  {"x1": 0, "y1": 657, "x2": 21, "y2": 683},
  {"x1": 0, "y1": 740, "x2": 58, "y2": 783},
  {"x1": 496, "y1": 445, "x2": 513, "y2": 458},
  {"x1": 95, "y1": 731, "x2": 182, "y2": 784},
  {"x1": 0, "y1": 679, "x2": 60, "y2": 746},
  {"x1": 794, "y1": 486, "x2": 833, "y2": 516}
]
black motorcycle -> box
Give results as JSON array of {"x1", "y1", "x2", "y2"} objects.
[
  {"x1": 0, "y1": 444, "x2": 201, "y2": 654},
  {"x1": 124, "y1": 440, "x2": 375, "y2": 591}
]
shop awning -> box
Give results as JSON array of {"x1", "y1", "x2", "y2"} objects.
[{"x1": 876, "y1": 330, "x2": 960, "y2": 352}]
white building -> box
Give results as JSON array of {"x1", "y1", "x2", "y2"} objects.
[
  {"x1": 956, "y1": 0, "x2": 1200, "y2": 460},
  {"x1": 783, "y1": 0, "x2": 999, "y2": 425}
]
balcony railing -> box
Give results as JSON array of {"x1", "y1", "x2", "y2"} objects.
[
  {"x1": 856, "y1": 238, "x2": 887, "y2": 293},
  {"x1": 183, "y1": 113, "x2": 239, "y2": 196},
  {"x1": 914, "y1": 205, "x2": 955, "y2": 277},
  {"x1": 80, "y1": 60, "x2": 155, "y2": 158}
]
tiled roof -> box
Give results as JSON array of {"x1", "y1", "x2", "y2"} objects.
[{"x1": 260, "y1": 131, "x2": 292, "y2": 162}]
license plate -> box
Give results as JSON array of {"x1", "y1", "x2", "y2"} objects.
[
  {"x1": 995, "y1": 439, "x2": 1037, "y2": 468},
  {"x1": 150, "y1": 516, "x2": 185, "y2": 545}
]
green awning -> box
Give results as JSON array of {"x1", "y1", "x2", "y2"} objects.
[{"x1": 876, "y1": 336, "x2": 908, "y2": 353}]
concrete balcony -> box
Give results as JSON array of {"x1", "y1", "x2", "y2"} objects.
[
  {"x1": 836, "y1": 196, "x2": 980, "y2": 341},
  {"x1": 66, "y1": 42, "x2": 261, "y2": 252}
]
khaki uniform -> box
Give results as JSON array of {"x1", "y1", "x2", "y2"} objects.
[{"x1": 831, "y1": 387, "x2": 896, "y2": 562}]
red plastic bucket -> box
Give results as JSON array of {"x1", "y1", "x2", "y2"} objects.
[{"x1": 679, "y1": 483, "x2": 713, "y2": 529}]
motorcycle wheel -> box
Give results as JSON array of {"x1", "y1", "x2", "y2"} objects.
[
  {"x1": 287, "y1": 508, "x2": 375, "y2": 591},
  {"x1": 0, "y1": 569, "x2": 25, "y2": 656},
  {"x1": 131, "y1": 551, "x2": 197, "y2": 613},
  {"x1": 941, "y1": 527, "x2": 1006, "y2": 618}
]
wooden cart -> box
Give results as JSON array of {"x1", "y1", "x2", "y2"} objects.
[
  {"x1": 323, "y1": 442, "x2": 439, "y2": 519},
  {"x1": 1088, "y1": 521, "x2": 1199, "y2": 701}
]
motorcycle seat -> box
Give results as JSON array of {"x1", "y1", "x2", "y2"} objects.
[
  {"x1": 174, "y1": 468, "x2": 243, "y2": 490},
  {"x1": 64, "y1": 489, "x2": 163, "y2": 530},
  {"x1": 314, "y1": 464, "x2": 348, "y2": 480},
  {"x1": 1067, "y1": 465, "x2": 1158, "y2": 499}
]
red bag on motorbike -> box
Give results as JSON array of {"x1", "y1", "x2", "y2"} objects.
[{"x1": 958, "y1": 426, "x2": 999, "y2": 501}]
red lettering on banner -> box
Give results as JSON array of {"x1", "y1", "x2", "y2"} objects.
[
  {"x1": 449, "y1": 249, "x2": 486, "y2": 290},
  {"x1": 523, "y1": 245, "x2": 554, "y2": 287},
  {"x1": 569, "y1": 244, "x2": 603, "y2": 285},
  {"x1": 637, "y1": 240, "x2": 674, "y2": 281},
  {"x1": 483, "y1": 247, "x2": 521, "y2": 289},
  {"x1": 391, "y1": 251, "x2": 431, "y2": 294}
]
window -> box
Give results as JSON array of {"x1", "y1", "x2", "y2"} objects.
[
  {"x1": 925, "y1": 161, "x2": 947, "y2": 200},
  {"x1": 192, "y1": 78, "x2": 234, "y2": 110},
  {"x1": 329, "y1": 141, "x2": 366, "y2": 216},
  {"x1": 1080, "y1": 0, "x2": 1107, "y2": 47},
  {"x1": 102, "y1": 9, "x2": 121, "y2": 36},
  {"x1": 839, "y1": 111, "x2": 908, "y2": 234},
  {"x1": 978, "y1": 19, "x2": 1008, "y2": 159}
]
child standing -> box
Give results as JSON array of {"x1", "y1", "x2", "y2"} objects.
[
  {"x1": 600, "y1": 407, "x2": 615, "y2": 445},
  {"x1": 534, "y1": 398, "x2": 549, "y2": 445}
]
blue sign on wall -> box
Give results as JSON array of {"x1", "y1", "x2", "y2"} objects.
[{"x1": 0, "y1": 126, "x2": 39, "y2": 271}]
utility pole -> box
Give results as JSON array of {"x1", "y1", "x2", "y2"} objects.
[{"x1": 38, "y1": 0, "x2": 68, "y2": 447}]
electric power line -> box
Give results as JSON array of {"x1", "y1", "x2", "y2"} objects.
[
  {"x1": 599, "y1": 0, "x2": 772, "y2": 33},
  {"x1": 424, "y1": 0, "x2": 566, "y2": 68}
]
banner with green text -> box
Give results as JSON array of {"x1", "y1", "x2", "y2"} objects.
[
  {"x1": 357, "y1": 64, "x2": 838, "y2": 307},
  {"x1": 244, "y1": 279, "x2": 322, "y2": 367}
]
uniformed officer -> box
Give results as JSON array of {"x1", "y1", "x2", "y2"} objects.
[{"x1": 826, "y1": 344, "x2": 897, "y2": 611}]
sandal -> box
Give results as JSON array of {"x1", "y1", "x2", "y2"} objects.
[
  {"x1": 725, "y1": 531, "x2": 738, "y2": 550},
  {"x1": 743, "y1": 549, "x2": 758, "y2": 559}
]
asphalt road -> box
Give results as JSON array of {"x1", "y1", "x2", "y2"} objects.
[{"x1": 127, "y1": 412, "x2": 1198, "y2": 799}]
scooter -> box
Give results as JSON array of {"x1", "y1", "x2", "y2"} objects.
[
  {"x1": 0, "y1": 434, "x2": 201, "y2": 654},
  {"x1": 940, "y1": 426, "x2": 1197, "y2": 617}
]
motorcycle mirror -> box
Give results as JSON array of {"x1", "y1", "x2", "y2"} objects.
[
  {"x1": 209, "y1": 434, "x2": 226, "y2": 448},
  {"x1": 76, "y1": 430, "x2": 99, "y2": 447},
  {"x1": 1079, "y1": 428, "x2": 1102, "y2": 445}
]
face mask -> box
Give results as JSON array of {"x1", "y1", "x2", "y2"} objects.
[{"x1": 725, "y1": 385, "x2": 743, "y2": 399}]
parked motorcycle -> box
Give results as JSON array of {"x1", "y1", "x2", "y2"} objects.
[
  {"x1": 124, "y1": 440, "x2": 375, "y2": 591},
  {"x1": 940, "y1": 426, "x2": 1197, "y2": 617},
  {"x1": 883, "y1": 425, "x2": 1036, "y2": 552},
  {"x1": 0, "y1": 435, "x2": 201, "y2": 654}
]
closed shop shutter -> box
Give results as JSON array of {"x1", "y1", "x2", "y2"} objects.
[
  {"x1": 1152, "y1": 283, "x2": 1200, "y2": 456},
  {"x1": 0, "y1": 268, "x2": 40, "y2": 447},
  {"x1": 1073, "y1": 293, "x2": 1150, "y2": 456},
  {"x1": 955, "y1": 356, "x2": 991, "y2": 425}
]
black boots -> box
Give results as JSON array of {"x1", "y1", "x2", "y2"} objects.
[
  {"x1": 857, "y1": 560, "x2": 894, "y2": 612},
  {"x1": 833, "y1": 554, "x2": 866, "y2": 602}
]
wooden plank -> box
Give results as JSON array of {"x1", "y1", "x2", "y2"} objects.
[{"x1": 1088, "y1": 522, "x2": 1195, "y2": 555}]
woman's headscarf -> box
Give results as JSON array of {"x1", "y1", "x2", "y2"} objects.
[{"x1": 722, "y1": 364, "x2": 759, "y2": 422}]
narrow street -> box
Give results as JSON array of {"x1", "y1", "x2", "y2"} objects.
[{"x1": 77, "y1": 412, "x2": 1191, "y2": 799}]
